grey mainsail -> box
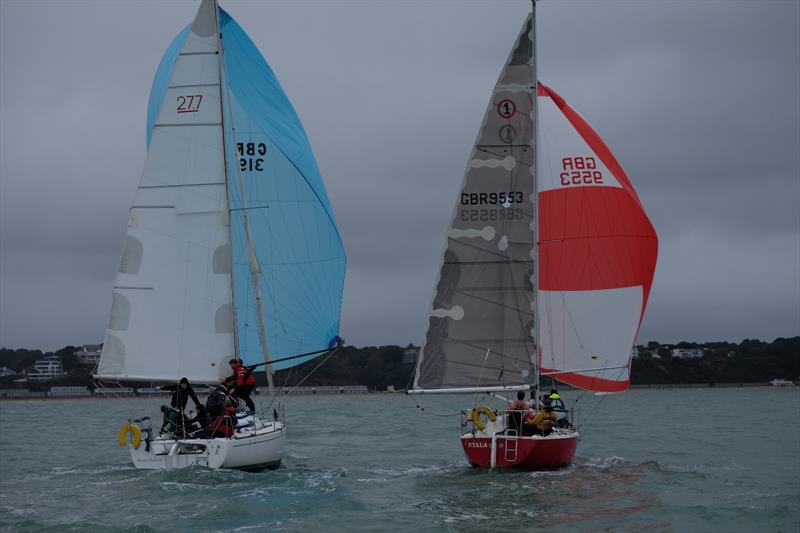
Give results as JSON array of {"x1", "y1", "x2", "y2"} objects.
[{"x1": 413, "y1": 16, "x2": 536, "y2": 391}]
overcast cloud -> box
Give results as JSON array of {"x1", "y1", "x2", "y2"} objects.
[{"x1": 1, "y1": 0, "x2": 798, "y2": 352}]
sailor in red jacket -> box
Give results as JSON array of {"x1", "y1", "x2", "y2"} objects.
[
  {"x1": 209, "y1": 399, "x2": 236, "y2": 438},
  {"x1": 223, "y1": 358, "x2": 256, "y2": 412}
]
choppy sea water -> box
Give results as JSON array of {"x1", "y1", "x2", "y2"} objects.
[{"x1": 1, "y1": 387, "x2": 798, "y2": 532}]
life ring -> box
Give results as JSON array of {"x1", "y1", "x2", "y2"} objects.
[
  {"x1": 118, "y1": 423, "x2": 142, "y2": 449},
  {"x1": 466, "y1": 406, "x2": 496, "y2": 432}
]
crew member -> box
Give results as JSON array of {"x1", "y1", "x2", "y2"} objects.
[
  {"x1": 209, "y1": 398, "x2": 236, "y2": 438},
  {"x1": 162, "y1": 377, "x2": 202, "y2": 435},
  {"x1": 223, "y1": 359, "x2": 256, "y2": 412},
  {"x1": 159, "y1": 405, "x2": 179, "y2": 436},
  {"x1": 506, "y1": 390, "x2": 530, "y2": 434},
  {"x1": 548, "y1": 389, "x2": 566, "y2": 411},
  {"x1": 524, "y1": 398, "x2": 557, "y2": 436}
]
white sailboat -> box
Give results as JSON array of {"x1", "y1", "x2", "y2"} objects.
[
  {"x1": 409, "y1": 2, "x2": 657, "y2": 469},
  {"x1": 95, "y1": 0, "x2": 345, "y2": 471}
]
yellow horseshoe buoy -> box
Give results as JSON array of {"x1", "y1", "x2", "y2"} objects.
[
  {"x1": 466, "y1": 406, "x2": 496, "y2": 432},
  {"x1": 118, "y1": 423, "x2": 142, "y2": 449}
]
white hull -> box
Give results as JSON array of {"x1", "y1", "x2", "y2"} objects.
[{"x1": 130, "y1": 417, "x2": 285, "y2": 471}]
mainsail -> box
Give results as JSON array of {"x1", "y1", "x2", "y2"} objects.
[
  {"x1": 96, "y1": 0, "x2": 345, "y2": 383},
  {"x1": 414, "y1": 16, "x2": 536, "y2": 391},
  {"x1": 413, "y1": 14, "x2": 657, "y2": 393}
]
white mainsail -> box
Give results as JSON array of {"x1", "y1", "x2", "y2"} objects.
[{"x1": 97, "y1": 1, "x2": 232, "y2": 383}]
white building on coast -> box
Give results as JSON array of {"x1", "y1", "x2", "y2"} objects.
[
  {"x1": 26, "y1": 356, "x2": 65, "y2": 381},
  {"x1": 671, "y1": 348, "x2": 704, "y2": 359}
]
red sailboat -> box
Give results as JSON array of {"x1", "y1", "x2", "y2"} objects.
[{"x1": 409, "y1": 2, "x2": 657, "y2": 469}]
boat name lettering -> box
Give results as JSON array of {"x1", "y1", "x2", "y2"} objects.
[
  {"x1": 465, "y1": 441, "x2": 504, "y2": 449},
  {"x1": 460, "y1": 208, "x2": 524, "y2": 222},
  {"x1": 461, "y1": 192, "x2": 524, "y2": 206},
  {"x1": 237, "y1": 142, "x2": 267, "y2": 172},
  {"x1": 176, "y1": 94, "x2": 203, "y2": 114},
  {"x1": 559, "y1": 156, "x2": 604, "y2": 186}
]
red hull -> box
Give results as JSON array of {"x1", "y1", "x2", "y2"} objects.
[{"x1": 461, "y1": 433, "x2": 578, "y2": 469}]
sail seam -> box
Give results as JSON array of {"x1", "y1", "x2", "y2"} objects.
[
  {"x1": 154, "y1": 122, "x2": 222, "y2": 127},
  {"x1": 139, "y1": 182, "x2": 224, "y2": 189},
  {"x1": 169, "y1": 82, "x2": 220, "y2": 89}
]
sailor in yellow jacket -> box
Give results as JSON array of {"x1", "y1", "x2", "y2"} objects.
[{"x1": 524, "y1": 398, "x2": 557, "y2": 436}]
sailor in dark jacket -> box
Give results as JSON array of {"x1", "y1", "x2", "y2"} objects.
[{"x1": 162, "y1": 377, "x2": 202, "y2": 435}]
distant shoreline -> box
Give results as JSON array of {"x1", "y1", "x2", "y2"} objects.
[{"x1": 1, "y1": 382, "x2": 797, "y2": 401}]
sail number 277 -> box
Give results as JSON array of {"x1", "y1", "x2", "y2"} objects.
[{"x1": 560, "y1": 156, "x2": 604, "y2": 186}]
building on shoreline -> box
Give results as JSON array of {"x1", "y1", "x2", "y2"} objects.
[
  {"x1": 671, "y1": 348, "x2": 704, "y2": 359},
  {"x1": 26, "y1": 356, "x2": 65, "y2": 381},
  {"x1": 75, "y1": 344, "x2": 103, "y2": 366}
]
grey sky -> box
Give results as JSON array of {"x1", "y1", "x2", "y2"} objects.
[{"x1": 1, "y1": 0, "x2": 798, "y2": 352}]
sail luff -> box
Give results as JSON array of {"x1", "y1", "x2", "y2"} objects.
[
  {"x1": 213, "y1": 0, "x2": 240, "y2": 361},
  {"x1": 530, "y1": 0, "x2": 540, "y2": 391}
]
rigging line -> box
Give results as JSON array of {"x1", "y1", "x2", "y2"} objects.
[
  {"x1": 544, "y1": 289, "x2": 557, "y2": 370},
  {"x1": 228, "y1": 205, "x2": 270, "y2": 212},
  {"x1": 559, "y1": 291, "x2": 586, "y2": 352},
  {"x1": 453, "y1": 288, "x2": 533, "y2": 316},
  {"x1": 244, "y1": 176, "x2": 331, "y2": 336},
  {"x1": 245, "y1": 346, "x2": 336, "y2": 369},
  {"x1": 446, "y1": 237, "x2": 510, "y2": 262},
  {"x1": 576, "y1": 391, "x2": 607, "y2": 433},
  {"x1": 472, "y1": 348, "x2": 492, "y2": 406},
  {"x1": 238, "y1": 110, "x2": 344, "y2": 250},
  {"x1": 476, "y1": 146, "x2": 533, "y2": 167},
  {"x1": 270, "y1": 183, "x2": 334, "y2": 325},
  {"x1": 229, "y1": 204, "x2": 330, "y2": 343},
  {"x1": 289, "y1": 159, "x2": 332, "y2": 324},
  {"x1": 269, "y1": 348, "x2": 338, "y2": 409},
  {"x1": 403, "y1": 368, "x2": 460, "y2": 417},
  {"x1": 239, "y1": 254, "x2": 331, "y2": 337},
  {"x1": 260, "y1": 216, "x2": 290, "y2": 336}
]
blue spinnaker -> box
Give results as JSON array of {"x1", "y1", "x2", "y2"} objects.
[{"x1": 220, "y1": 10, "x2": 346, "y2": 371}]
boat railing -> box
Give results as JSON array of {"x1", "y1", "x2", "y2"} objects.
[{"x1": 460, "y1": 407, "x2": 575, "y2": 436}]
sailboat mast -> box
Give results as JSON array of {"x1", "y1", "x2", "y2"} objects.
[
  {"x1": 214, "y1": 0, "x2": 276, "y2": 402},
  {"x1": 213, "y1": 0, "x2": 240, "y2": 362},
  {"x1": 530, "y1": 0, "x2": 540, "y2": 396}
]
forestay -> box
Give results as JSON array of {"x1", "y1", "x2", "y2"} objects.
[
  {"x1": 536, "y1": 83, "x2": 657, "y2": 392},
  {"x1": 414, "y1": 16, "x2": 537, "y2": 391}
]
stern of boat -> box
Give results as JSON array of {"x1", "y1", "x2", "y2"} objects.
[{"x1": 460, "y1": 409, "x2": 578, "y2": 469}]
